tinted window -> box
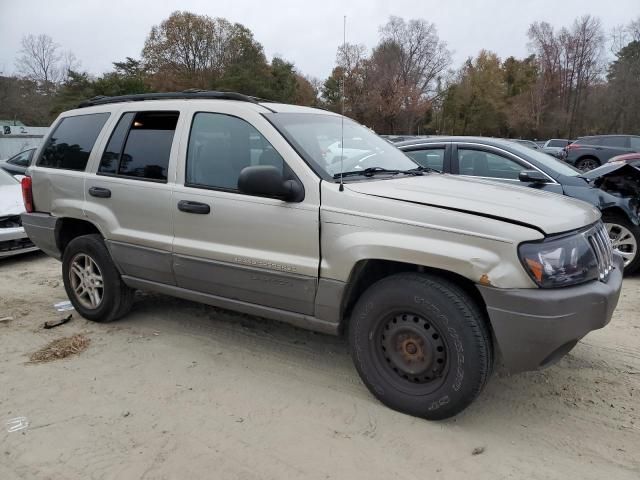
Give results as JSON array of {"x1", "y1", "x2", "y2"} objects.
[
  {"x1": 630, "y1": 137, "x2": 640, "y2": 150},
  {"x1": 404, "y1": 148, "x2": 445, "y2": 171},
  {"x1": 459, "y1": 149, "x2": 525, "y2": 179},
  {"x1": 98, "y1": 112, "x2": 135, "y2": 174},
  {"x1": 8, "y1": 149, "x2": 34, "y2": 167},
  {"x1": 186, "y1": 113, "x2": 285, "y2": 190},
  {"x1": 599, "y1": 136, "x2": 628, "y2": 148},
  {"x1": 547, "y1": 139, "x2": 567, "y2": 147},
  {"x1": 116, "y1": 111, "x2": 178, "y2": 181},
  {"x1": 37, "y1": 113, "x2": 110, "y2": 170}
]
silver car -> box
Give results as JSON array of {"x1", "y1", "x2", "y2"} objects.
[{"x1": 0, "y1": 169, "x2": 38, "y2": 258}]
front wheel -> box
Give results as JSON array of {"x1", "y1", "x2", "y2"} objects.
[
  {"x1": 62, "y1": 234, "x2": 134, "y2": 322},
  {"x1": 603, "y1": 215, "x2": 640, "y2": 274},
  {"x1": 348, "y1": 273, "x2": 493, "y2": 420}
]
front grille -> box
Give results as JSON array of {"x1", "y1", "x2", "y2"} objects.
[{"x1": 587, "y1": 223, "x2": 614, "y2": 281}]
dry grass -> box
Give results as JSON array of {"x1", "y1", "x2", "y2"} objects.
[{"x1": 29, "y1": 334, "x2": 90, "y2": 363}]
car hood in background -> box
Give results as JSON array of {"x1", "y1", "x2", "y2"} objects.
[
  {"x1": 0, "y1": 184, "x2": 25, "y2": 217},
  {"x1": 346, "y1": 174, "x2": 600, "y2": 235}
]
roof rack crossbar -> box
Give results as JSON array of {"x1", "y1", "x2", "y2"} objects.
[{"x1": 77, "y1": 90, "x2": 272, "y2": 109}]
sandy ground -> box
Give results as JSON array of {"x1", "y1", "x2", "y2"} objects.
[{"x1": 0, "y1": 252, "x2": 639, "y2": 480}]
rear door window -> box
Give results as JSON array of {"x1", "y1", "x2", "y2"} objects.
[
  {"x1": 37, "y1": 113, "x2": 110, "y2": 170},
  {"x1": 98, "y1": 111, "x2": 179, "y2": 182},
  {"x1": 600, "y1": 137, "x2": 629, "y2": 148}
]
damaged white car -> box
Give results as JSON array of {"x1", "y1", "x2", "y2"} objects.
[{"x1": 0, "y1": 169, "x2": 38, "y2": 258}]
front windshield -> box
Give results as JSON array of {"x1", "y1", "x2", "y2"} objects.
[
  {"x1": 265, "y1": 113, "x2": 418, "y2": 179},
  {"x1": 507, "y1": 142, "x2": 582, "y2": 177}
]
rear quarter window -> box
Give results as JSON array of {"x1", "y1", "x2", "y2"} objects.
[{"x1": 37, "y1": 113, "x2": 110, "y2": 170}]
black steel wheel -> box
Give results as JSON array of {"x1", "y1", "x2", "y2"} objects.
[{"x1": 349, "y1": 272, "x2": 493, "y2": 420}]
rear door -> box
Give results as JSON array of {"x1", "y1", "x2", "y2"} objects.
[
  {"x1": 84, "y1": 106, "x2": 186, "y2": 285},
  {"x1": 171, "y1": 105, "x2": 320, "y2": 314},
  {"x1": 598, "y1": 136, "x2": 633, "y2": 160}
]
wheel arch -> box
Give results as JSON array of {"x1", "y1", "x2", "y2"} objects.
[
  {"x1": 338, "y1": 259, "x2": 489, "y2": 333},
  {"x1": 55, "y1": 217, "x2": 104, "y2": 255}
]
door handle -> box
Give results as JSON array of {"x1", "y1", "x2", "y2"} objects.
[
  {"x1": 88, "y1": 187, "x2": 111, "y2": 198},
  {"x1": 177, "y1": 200, "x2": 210, "y2": 214}
]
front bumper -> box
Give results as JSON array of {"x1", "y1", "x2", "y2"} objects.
[
  {"x1": 478, "y1": 255, "x2": 623, "y2": 374},
  {"x1": 0, "y1": 226, "x2": 38, "y2": 258}
]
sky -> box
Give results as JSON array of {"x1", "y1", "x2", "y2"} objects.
[{"x1": 0, "y1": 0, "x2": 638, "y2": 80}]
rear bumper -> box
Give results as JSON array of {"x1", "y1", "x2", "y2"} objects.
[
  {"x1": 478, "y1": 255, "x2": 623, "y2": 373},
  {"x1": 0, "y1": 226, "x2": 38, "y2": 258},
  {"x1": 20, "y1": 212, "x2": 60, "y2": 259}
]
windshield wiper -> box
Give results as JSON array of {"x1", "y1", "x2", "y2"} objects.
[{"x1": 332, "y1": 167, "x2": 424, "y2": 179}]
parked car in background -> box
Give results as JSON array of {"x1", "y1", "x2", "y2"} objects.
[
  {"x1": 607, "y1": 152, "x2": 640, "y2": 166},
  {"x1": 541, "y1": 139, "x2": 571, "y2": 158},
  {"x1": 0, "y1": 168, "x2": 38, "y2": 258},
  {"x1": 562, "y1": 135, "x2": 640, "y2": 171},
  {"x1": 21, "y1": 91, "x2": 622, "y2": 419},
  {"x1": 512, "y1": 139, "x2": 541, "y2": 150},
  {"x1": 397, "y1": 136, "x2": 640, "y2": 273},
  {"x1": 0, "y1": 147, "x2": 36, "y2": 176}
]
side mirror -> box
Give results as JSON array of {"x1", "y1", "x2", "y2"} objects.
[
  {"x1": 519, "y1": 169, "x2": 551, "y2": 184},
  {"x1": 238, "y1": 165, "x2": 304, "y2": 202}
]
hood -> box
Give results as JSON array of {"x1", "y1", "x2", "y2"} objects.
[
  {"x1": 345, "y1": 174, "x2": 600, "y2": 235},
  {"x1": 0, "y1": 184, "x2": 25, "y2": 217}
]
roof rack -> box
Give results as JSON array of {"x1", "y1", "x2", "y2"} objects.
[{"x1": 77, "y1": 90, "x2": 274, "y2": 109}]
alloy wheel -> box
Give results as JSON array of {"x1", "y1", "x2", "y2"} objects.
[
  {"x1": 605, "y1": 222, "x2": 638, "y2": 267},
  {"x1": 69, "y1": 253, "x2": 104, "y2": 309}
]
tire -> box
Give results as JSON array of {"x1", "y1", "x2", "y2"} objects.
[
  {"x1": 62, "y1": 234, "x2": 134, "y2": 322},
  {"x1": 348, "y1": 272, "x2": 493, "y2": 420},
  {"x1": 575, "y1": 157, "x2": 600, "y2": 172},
  {"x1": 602, "y1": 214, "x2": 640, "y2": 274}
]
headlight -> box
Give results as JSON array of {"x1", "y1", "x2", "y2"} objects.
[{"x1": 519, "y1": 231, "x2": 599, "y2": 288}]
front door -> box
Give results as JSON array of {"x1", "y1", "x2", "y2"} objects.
[
  {"x1": 453, "y1": 145, "x2": 564, "y2": 194},
  {"x1": 171, "y1": 109, "x2": 320, "y2": 315}
]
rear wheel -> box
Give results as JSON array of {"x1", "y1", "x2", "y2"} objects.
[
  {"x1": 603, "y1": 214, "x2": 640, "y2": 274},
  {"x1": 348, "y1": 273, "x2": 493, "y2": 420},
  {"x1": 62, "y1": 234, "x2": 134, "y2": 322},
  {"x1": 575, "y1": 157, "x2": 600, "y2": 171}
]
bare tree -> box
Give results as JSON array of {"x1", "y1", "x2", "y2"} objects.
[
  {"x1": 60, "y1": 50, "x2": 81, "y2": 82},
  {"x1": 528, "y1": 16, "x2": 604, "y2": 136},
  {"x1": 379, "y1": 16, "x2": 451, "y2": 98},
  {"x1": 15, "y1": 34, "x2": 62, "y2": 93}
]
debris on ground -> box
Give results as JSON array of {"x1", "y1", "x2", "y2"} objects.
[
  {"x1": 6, "y1": 416, "x2": 29, "y2": 433},
  {"x1": 0, "y1": 316, "x2": 14, "y2": 323},
  {"x1": 472, "y1": 446, "x2": 485, "y2": 456},
  {"x1": 28, "y1": 334, "x2": 90, "y2": 363},
  {"x1": 53, "y1": 300, "x2": 74, "y2": 312},
  {"x1": 43, "y1": 314, "x2": 72, "y2": 329}
]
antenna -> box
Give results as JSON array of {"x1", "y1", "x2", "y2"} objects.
[{"x1": 339, "y1": 15, "x2": 346, "y2": 192}]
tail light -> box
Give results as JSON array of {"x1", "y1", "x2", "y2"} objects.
[
  {"x1": 21, "y1": 176, "x2": 34, "y2": 213},
  {"x1": 565, "y1": 143, "x2": 579, "y2": 151}
]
